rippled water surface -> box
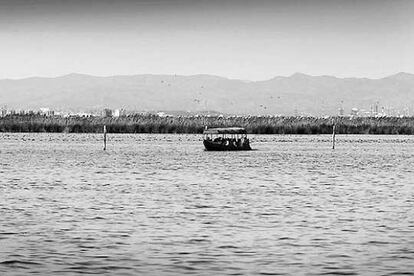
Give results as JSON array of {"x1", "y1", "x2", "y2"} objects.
[{"x1": 1, "y1": 133, "x2": 413, "y2": 275}]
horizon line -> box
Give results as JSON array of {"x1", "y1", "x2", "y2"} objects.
[{"x1": 0, "y1": 71, "x2": 413, "y2": 82}]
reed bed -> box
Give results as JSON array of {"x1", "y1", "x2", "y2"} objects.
[{"x1": 1, "y1": 114, "x2": 414, "y2": 134}]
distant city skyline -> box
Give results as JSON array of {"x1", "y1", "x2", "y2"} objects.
[{"x1": 0, "y1": 0, "x2": 413, "y2": 80}]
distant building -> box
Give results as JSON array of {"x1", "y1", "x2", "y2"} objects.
[
  {"x1": 39, "y1": 107, "x2": 55, "y2": 116},
  {"x1": 76, "y1": 112, "x2": 93, "y2": 117},
  {"x1": 375, "y1": 102, "x2": 379, "y2": 115},
  {"x1": 157, "y1": 112, "x2": 168, "y2": 117},
  {"x1": 113, "y1": 109, "x2": 126, "y2": 117},
  {"x1": 54, "y1": 111, "x2": 65, "y2": 117},
  {"x1": 102, "y1": 109, "x2": 113, "y2": 117},
  {"x1": 338, "y1": 107, "x2": 344, "y2": 116},
  {"x1": 40, "y1": 107, "x2": 49, "y2": 114},
  {"x1": 351, "y1": 108, "x2": 359, "y2": 116}
]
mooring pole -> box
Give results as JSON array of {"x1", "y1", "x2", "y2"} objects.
[
  {"x1": 332, "y1": 122, "x2": 336, "y2": 150},
  {"x1": 103, "y1": 125, "x2": 107, "y2": 151}
]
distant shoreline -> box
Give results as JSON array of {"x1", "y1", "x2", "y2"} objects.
[{"x1": 1, "y1": 115, "x2": 414, "y2": 135}]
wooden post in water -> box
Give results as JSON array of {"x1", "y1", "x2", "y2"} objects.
[
  {"x1": 103, "y1": 125, "x2": 107, "y2": 151},
  {"x1": 332, "y1": 122, "x2": 336, "y2": 150}
]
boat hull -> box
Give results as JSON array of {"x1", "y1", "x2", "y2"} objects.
[{"x1": 203, "y1": 140, "x2": 252, "y2": 151}]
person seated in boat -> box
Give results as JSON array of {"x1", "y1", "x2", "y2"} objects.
[
  {"x1": 243, "y1": 138, "x2": 250, "y2": 147},
  {"x1": 237, "y1": 138, "x2": 242, "y2": 148},
  {"x1": 227, "y1": 138, "x2": 233, "y2": 147}
]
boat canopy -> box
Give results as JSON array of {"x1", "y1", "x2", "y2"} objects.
[{"x1": 203, "y1": 127, "x2": 247, "y2": 135}]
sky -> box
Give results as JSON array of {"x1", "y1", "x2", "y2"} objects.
[{"x1": 0, "y1": 0, "x2": 413, "y2": 80}]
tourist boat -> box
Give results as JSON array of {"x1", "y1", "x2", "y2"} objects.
[{"x1": 203, "y1": 127, "x2": 252, "y2": 151}]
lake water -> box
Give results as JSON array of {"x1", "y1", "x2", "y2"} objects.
[{"x1": 0, "y1": 133, "x2": 413, "y2": 275}]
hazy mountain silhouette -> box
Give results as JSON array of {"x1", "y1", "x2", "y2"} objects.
[{"x1": 1, "y1": 72, "x2": 413, "y2": 115}]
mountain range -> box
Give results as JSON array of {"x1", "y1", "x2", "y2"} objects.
[{"x1": 1, "y1": 72, "x2": 413, "y2": 116}]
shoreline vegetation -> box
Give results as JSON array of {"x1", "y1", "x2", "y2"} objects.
[{"x1": 1, "y1": 114, "x2": 414, "y2": 135}]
